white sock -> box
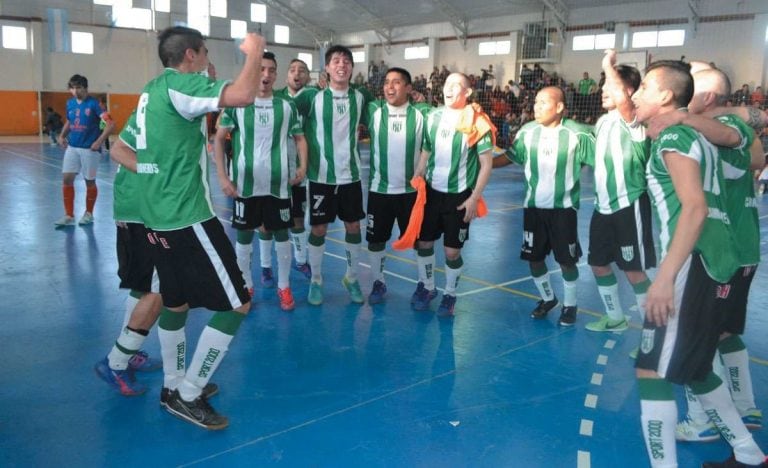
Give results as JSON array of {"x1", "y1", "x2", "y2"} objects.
[
  {"x1": 418, "y1": 253, "x2": 436, "y2": 290},
  {"x1": 159, "y1": 327, "x2": 186, "y2": 389},
  {"x1": 682, "y1": 386, "x2": 710, "y2": 425},
  {"x1": 345, "y1": 240, "x2": 360, "y2": 282},
  {"x1": 635, "y1": 292, "x2": 647, "y2": 321},
  {"x1": 308, "y1": 242, "x2": 324, "y2": 283},
  {"x1": 721, "y1": 348, "x2": 757, "y2": 413},
  {"x1": 292, "y1": 229, "x2": 308, "y2": 264},
  {"x1": 563, "y1": 278, "x2": 578, "y2": 307},
  {"x1": 533, "y1": 273, "x2": 555, "y2": 302},
  {"x1": 107, "y1": 328, "x2": 146, "y2": 370},
  {"x1": 122, "y1": 294, "x2": 140, "y2": 330},
  {"x1": 598, "y1": 283, "x2": 624, "y2": 322},
  {"x1": 275, "y1": 240, "x2": 292, "y2": 289},
  {"x1": 369, "y1": 249, "x2": 386, "y2": 282},
  {"x1": 259, "y1": 238, "x2": 272, "y2": 268},
  {"x1": 640, "y1": 399, "x2": 678, "y2": 467},
  {"x1": 696, "y1": 381, "x2": 765, "y2": 464},
  {"x1": 444, "y1": 263, "x2": 462, "y2": 296},
  {"x1": 178, "y1": 327, "x2": 233, "y2": 402},
  {"x1": 235, "y1": 242, "x2": 253, "y2": 289}
]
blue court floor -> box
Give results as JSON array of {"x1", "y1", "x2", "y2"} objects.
[{"x1": 1, "y1": 139, "x2": 766, "y2": 468}]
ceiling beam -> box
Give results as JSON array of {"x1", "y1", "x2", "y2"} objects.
[
  {"x1": 261, "y1": 0, "x2": 334, "y2": 44},
  {"x1": 540, "y1": 0, "x2": 569, "y2": 37},
  {"x1": 333, "y1": 0, "x2": 393, "y2": 48},
  {"x1": 428, "y1": 0, "x2": 469, "y2": 46}
]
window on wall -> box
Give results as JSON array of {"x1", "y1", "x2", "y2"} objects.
[
  {"x1": 251, "y1": 3, "x2": 267, "y2": 23},
  {"x1": 2, "y1": 25, "x2": 27, "y2": 50},
  {"x1": 113, "y1": 6, "x2": 153, "y2": 29},
  {"x1": 632, "y1": 29, "x2": 685, "y2": 48},
  {"x1": 187, "y1": 0, "x2": 210, "y2": 35},
  {"x1": 478, "y1": 40, "x2": 511, "y2": 56},
  {"x1": 153, "y1": 0, "x2": 171, "y2": 13},
  {"x1": 210, "y1": 0, "x2": 227, "y2": 18},
  {"x1": 230, "y1": 19, "x2": 246, "y2": 39},
  {"x1": 71, "y1": 32, "x2": 94, "y2": 54},
  {"x1": 297, "y1": 52, "x2": 313, "y2": 70},
  {"x1": 572, "y1": 33, "x2": 615, "y2": 51},
  {"x1": 352, "y1": 51, "x2": 365, "y2": 64},
  {"x1": 274, "y1": 25, "x2": 289, "y2": 44},
  {"x1": 404, "y1": 46, "x2": 429, "y2": 60}
]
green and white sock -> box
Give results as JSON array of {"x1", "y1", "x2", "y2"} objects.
[
  {"x1": 258, "y1": 231, "x2": 273, "y2": 269},
  {"x1": 344, "y1": 232, "x2": 361, "y2": 282},
  {"x1": 638, "y1": 378, "x2": 678, "y2": 468},
  {"x1": 444, "y1": 256, "x2": 463, "y2": 296},
  {"x1": 291, "y1": 227, "x2": 307, "y2": 264},
  {"x1": 562, "y1": 268, "x2": 579, "y2": 307},
  {"x1": 107, "y1": 327, "x2": 147, "y2": 370},
  {"x1": 158, "y1": 308, "x2": 188, "y2": 389},
  {"x1": 368, "y1": 243, "x2": 386, "y2": 283},
  {"x1": 531, "y1": 266, "x2": 554, "y2": 302},
  {"x1": 596, "y1": 273, "x2": 624, "y2": 322},
  {"x1": 275, "y1": 239, "x2": 292, "y2": 289},
  {"x1": 235, "y1": 241, "x2": 254, "y2": 289},
  {"x1": 632, "y1": 278, "x2": 651, "y2": 322},
  {"x1": 308, "y1": 233, "x2": 325, "y2": 283},
  {"x1": 719, "y1": 335, "x2": 756, "y2": 413},
  {"x1": 122, "y1": 290, "x2": 141, "y2": 330},
  {"x1": 417, "y1": 248, "x2": 436, "y2": 290}
]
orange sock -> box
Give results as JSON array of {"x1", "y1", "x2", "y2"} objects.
[
  {"x1": 63, "y1": 185, "x2": 75, "y2": 217},
  {"x1": 85, "y1": 184, "x2": 98, "y2": 214}
]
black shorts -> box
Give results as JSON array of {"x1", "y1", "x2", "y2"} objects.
[
  {"x1": 116, "y1": 222, "x2": 158, "y2": 293},
  {"x1": 232, "y1": 196, "x2": 292, "y2": 231},
  {"x1": 720, "y1": 264, "x2": 757, "y2": 335},
  {"x1": 588, "y1": 193, "x2": 657, "y2": 271},
  {"x1": 148, "y1": 217, "x2": 250, "y2": 311},
  {"x1": 308, "y1": 181, "x2": 365, "y2": 225},
  {"x1": 366, "y1": 191, "x2": 417, "y2": 244},
  {"x1": 635, "y1": 253, "x2": 731, "y2": 384},
  {"x1": 290, "y1": 184, "x2": 307, "y2": 219},
  {"x1": 419, "y1": 185, "x2": 471, "y2": 249},
  {"x1": 520, "y1": 208, "x2": 581, "y2": 264}
]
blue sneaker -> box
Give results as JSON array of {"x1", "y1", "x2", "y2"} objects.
[
  {"x1": 261, "y1": 267, "x2": 275, "y2": 288},
  {"x1": 94, "y1": 357, "x2": 147, "y2": 396},
  {"x1": 342, "y1": 276, "x2": 364, "y2": 304},
  {"x1": 294, "y1": 262, "x2": 312, "y2": 280},
  {"x1": 675, "y1": 414, "x2": 719, "y2": 442},
  {"x1": 741, "y1": 408, "x2": 762, "y2": 430},
  {"x1": 412, "y1": 282, "x2": 438, "y2": 311},
  {"x1": 308, "y1": 281, "x2": 323, "y2": 305},
  {"x1": 368, "y1": 280, "x2": 387, "y2": 304},
  {"x1": 437, "y1": 294, "x2": 457, "y2": 317},
  {"x1": 128, "y1": 350, "x2": 162, "y2": 372}
]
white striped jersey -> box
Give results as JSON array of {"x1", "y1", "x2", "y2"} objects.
[
  {"x1": 219, "y1": 96, "x2": 303, "y2": 199},
  {"x1": 367, "y1": 101, "x2": 430, "y2": 194},
  {"x1": 274, "y1": 86, "x2": 309, "y2": 187},
  {"x1": 509, "y1": 119, "x2": 595, "y2": 209},
  {"x1": 423, "y1": 107, "x2": 493, "y2": 194},
  {"x1": 591, "y1": 110, "x2": 651, "y2": 214},
  {"x1": 647, "y1": 124, "x2": 738, "y2": 283},
  {"x1": 294, "y1": 86, "x2": 374, "y2": 185}
]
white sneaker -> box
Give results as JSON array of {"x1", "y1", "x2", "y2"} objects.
[
  {"x1": 675, "y1": 414, "x2": 719, "y2": 442},
  {"x1": 78, "y1": 212, "x2": 94, "y2": 225},
  {"x1": 740, "y1": 407, "x2": 762, "y2": 430},
  {"x1": 54, "y1": 215, "x2": 75, "y2": 227}
]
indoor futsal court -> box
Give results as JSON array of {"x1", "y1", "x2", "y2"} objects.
[{"x1": 0, "y1": 139, "x2": 766, "y2": 467}]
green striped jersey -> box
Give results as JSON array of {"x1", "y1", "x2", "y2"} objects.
[
  {"x1": 422, "y1": 107, "x2": 493, "y2": 194},
  {"x1": 274, "y1": 86, "x2": 309, "y2": 187},
  {"x1": 218, "y1": 96, "x2": 302, "y2": 199},
  {"x1": 366, "y1": 101, "x2": 430, "y2": 194},
  {"x1": 647, "y1": 124, "x2": 738, "y2": 283},
  {"x1": 509, "y1": 119, "x2": 595, "y2": 209},
  {"x1": 293, "y1": 86, "x2": 374, "y2": 184},
  {"x1": 133, "y1": 68, "x2": 228, "y2": 230},
  {"x1": 591, "y1": 110, "x2": 651, "y2": 214},
  {"x1": 115, "y1": 111, "x2": 141, "y2": 223},
  {"x1": 716, "y1": 114, "x2": 759, "y2": 266}
]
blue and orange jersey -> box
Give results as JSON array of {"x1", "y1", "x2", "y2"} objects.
[{"x1": 65, "y1": 96, "x2": 108, "y2": 148}]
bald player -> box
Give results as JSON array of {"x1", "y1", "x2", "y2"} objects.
[{"x1": 494, "y1": 86, "x2": 595, "y2": 326}]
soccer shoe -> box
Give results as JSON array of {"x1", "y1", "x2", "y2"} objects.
[
  {"x1": 675, "y1": 414, "x2": 719, "y2": 442},
  {"x1": 78, "y1": 212, "x2": 94, "y2": 225},
  {"x1": 307, "y1": 281, "x2": 323, "y2": 305},
  {"x1": 530, "y1": 297, "x2": 558, "y2": 319},
  {"x1": 368, "y1": 280, "x2": 387, "y2": 304},
  {"x1": 54, "y1": 215, "x2": 75, "y2": 228},
  {"x1": 740, "y1": 408, "x2": 762, "y2": 430},
  {"x1": 342, "y1": 276, "x2": 364, "y2": 304},
  {"x1": 294, "y1": 262, "x2": 312, "y2": 280},
  {"x1": 261, "y1": 267, "x2": 275, "y2": 288},
  {"x1": 128, "y1": 350, "x2": 162, "y2": 372},
  {"x1": 558, "y1": 306, "x2": 578, "y2": 326},
  {"x1": 437, "y1": 294, "x2": 457, "y2": 317},
  {"x1": 585, "y1": 315, "x2": 628, "y2": 332},
  {"x1": 277, "y1": 287, "x2": 296, "y2": 311},
  {"x1": 702, "y1": 453, "x2": 768, "y2": 468},
  {"x1": 94, "y1": 358, "x2": 146, "y2": 396},
  {"x1": 164, "y1": 389, "x2": 229, "y2": 430},
  {"x1": 411, "y1": 282, "x2": 438, "y2": 311},
  {"x1": 160, "y1": 383, "x2": 219, "y2": 407}
]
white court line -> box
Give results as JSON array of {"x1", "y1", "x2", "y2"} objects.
[
  {"x1": 584, "y1": 394, "x2": 598, "y2": 409},
  {"x1": 604, "y1": 340, "x2": 616, "y2": 349},
  {"x1": 591, "y1": 373, "x2": 603, "y2": 386},
  {"x1": 579, "y1": 419, "x2": 594, "y2": 436},
  {"x1": 577, "y1": 450, "x2": 591, "y2": 468},
  {"x1": 5, "y1": 147, "x2": 115, "y2": 186},
  {"x1": 596, "y1": 355, "x2": 608, "y2": 365},
  {"x1": 457, "y1": 261, "x2": 589, "y2": 297}
]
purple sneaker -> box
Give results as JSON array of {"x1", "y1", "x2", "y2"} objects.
[
  {"x1": 411, "y1": 282, "x2": 438, "y2": 311},
  {"x1": 128, "y1": 350, "x2": 162, "y2": 372}
]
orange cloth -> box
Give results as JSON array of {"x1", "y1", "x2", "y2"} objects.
[
  {"x1": 393, "y1": 177, "x2": 427, "y2": 251},
  {"x1": 63, "y1": 185, "x2": 75, "y2": 217},
  {"x1": 456, "y1": 102, "x2": 497, "y2": 147},
  {"x1": 86, "y1": 184, "x2": 98, "y2": 213}
]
